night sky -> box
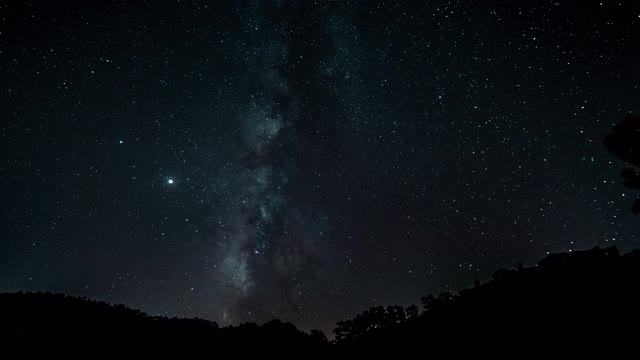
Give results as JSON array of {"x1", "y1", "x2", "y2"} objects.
[{"x1": 1, "y1": 1, "x2": 640, "y2": 333}]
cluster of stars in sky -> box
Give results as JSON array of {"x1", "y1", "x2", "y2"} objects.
[{"x1": 1, "y1": 1, "x2": 639, "y2": 332}]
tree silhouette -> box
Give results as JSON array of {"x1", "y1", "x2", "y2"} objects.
[
  {"x1": 3, "y1": 246, "x2": 640, "y2": 354},
  {"x1": 604, "y1": 115, "x2": 640, "y2": 212},
  {"x1": 333, "y1": 305, "x2": 413, "y2": 342},
  {"x1": 309, "y1": 328, "x2": 327, "y2": 342},
  {"x1": 330, "y1": 246, "x2": 640, "y2": 354},
  {"x1": 405, "y1": 304, "x2": 419, "y2": 320}
]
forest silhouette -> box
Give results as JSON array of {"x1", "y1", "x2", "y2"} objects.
[
  {"x1": 3, "y1": 116, "x2": 640, "y2": 353},
  {"x1": 3, "y1": 246, "x2": 640, "y2": 353}
]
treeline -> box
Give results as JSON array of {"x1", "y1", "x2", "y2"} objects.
[
  {"x1": 0, "y1": 291, "x2": 328, "y2": 352},
  {"x1": 2, "y1": 246, "x2": 640, "y2": 353},
  {"x1": 332, "y1": 246, "x2": 640, "y2": 352}
]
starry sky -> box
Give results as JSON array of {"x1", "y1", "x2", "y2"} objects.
[{"x1": 1, "y1": 1, "x2": 640, "y2": 332}]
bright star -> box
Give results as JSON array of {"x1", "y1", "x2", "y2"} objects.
[{"x1": 167, "y1": 179, "x2": 174, "y2": 184}]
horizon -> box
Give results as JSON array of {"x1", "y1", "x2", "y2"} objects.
[{"x1": 3, "y1": 244, "x2": 633, "y2": 335}]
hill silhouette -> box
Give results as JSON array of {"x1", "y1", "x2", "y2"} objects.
[
  {"x1": 2, "y1": 246, "x2": 639, "y2": 354},
  {"x1": 333, "y1": 246, "x2": 640, "y2": 353},
  {"x1": 0, "y1": 292, "x2": 329, "y2": 354}
]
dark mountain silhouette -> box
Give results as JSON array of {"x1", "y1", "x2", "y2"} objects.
[
  {"x1": 2, "y1": 246, "x2": 640, "y2": 354},
  {"x1": 332, "y1": 246, "x2": 640, "y2": 353},
  {"x1": 0, "y1": 291, "x2": 329, "y2": 354}
]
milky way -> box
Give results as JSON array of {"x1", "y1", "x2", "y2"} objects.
[{"x1": 207, "y1": 3, "x2": 329, "y2": 324}]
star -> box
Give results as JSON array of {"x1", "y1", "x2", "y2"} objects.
[{"x1": 167, "y1": 179, "x2": 174, "y2": 185}]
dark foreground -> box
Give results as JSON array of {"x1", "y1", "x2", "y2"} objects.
[{"x1": 2, "y1": 246, "x2": 639, "y2": 354}]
